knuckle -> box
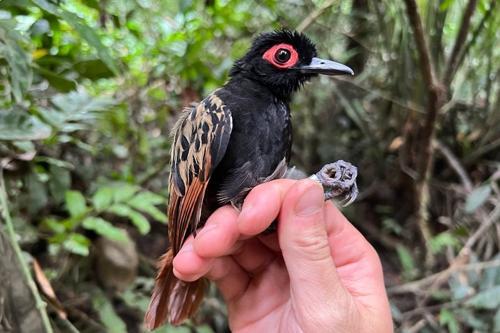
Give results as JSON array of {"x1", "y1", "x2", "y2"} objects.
[{"x1": 289, "y1": 231, "x2": 331, "y2": 262}]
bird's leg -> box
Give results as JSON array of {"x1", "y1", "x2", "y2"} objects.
[{"x1": 309, "y1": 160, "x2": 359, "y2": 206}]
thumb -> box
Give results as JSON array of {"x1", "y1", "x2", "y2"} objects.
[{"x1": 278, "y1": 180, "x2": 346, "y2": 308}]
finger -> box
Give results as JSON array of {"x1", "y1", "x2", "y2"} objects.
[
  {"x1": 173, "y1": 205, "x2": 241, "y2": 280},
  {"x1": 227, "y1": 256, "x2": 291, "y2": 328},
  {"x1": 231, "y1": 238, "x2": 276, "y2": 274},
  {"x1": 172, "y1": 238, "x2": 213, "y2": 282},
  {"x1": 324, "y1": 202, "x2": 389, "y2": 308},
  {"x1": 193, "y1": 205, "x2": 240, "y2": 258},
  {"x1": 278, "y1": 179, "x2": 348, "y2": 307},
  {"x1": 206, "y1": 256, "x2": 250, "y2": 301},
  {"x1": 257, "y1": 232, "x2": 280, "y2": 252},
  {"x1": 237, "y1": 179, "x2": 296, "y2": 236}
]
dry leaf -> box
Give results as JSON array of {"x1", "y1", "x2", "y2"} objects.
[
  {"x1": 33, "y1": 259, "x2": 67, "y2": 319},
  {"x1": 389, "y1": 136, "x2": 404, "y2": 151}
]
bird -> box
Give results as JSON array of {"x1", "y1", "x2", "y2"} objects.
[{"x1": 145, "y1": 29, "x2": 354, "y2": 329}]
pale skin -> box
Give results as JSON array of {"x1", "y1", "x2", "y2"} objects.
[{"x1": 172, "y1": 179, "x2": 393, "y2": 333}]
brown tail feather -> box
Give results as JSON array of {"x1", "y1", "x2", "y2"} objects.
[{"x1": 145, "y1": 250, "x2": 207, "y2": 329}]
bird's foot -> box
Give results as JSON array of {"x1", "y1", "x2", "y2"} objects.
[{"x1": 309, "y1": 160, "x2": 359, "y2": 207}]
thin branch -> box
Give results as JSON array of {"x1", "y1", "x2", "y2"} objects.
[
  {"x1": 403, "y1": 0, "x2": 445, "y2": 268},
  {"x1": 443, "y1": 0, "x2": 479, "y2": 85},
  {"x1": 296, "y1": 0, "x2": 337, "y2": 33},
  {"x1": 401, "y1": 299, "x2": 462, "y2": 319},
  {"x1": 0, "y1": 169, "x2": 54, "y2": 333},
  {"x1": 465, "y1": 136, "x2": 500, "y2": 165},
  {"x1": 388, "y1": 258, "x2": 500, "y2": 295},
  {"x1": 405, "y1": 319, "x2": 427, "y2": 333},
  {"x1": 420, "y1": 204, "x2": 500, "y2": 301},
  {"x1": 434, "y1": 140, "x2": 473, "y2": 191},
  {"x1": 402, "y1": 0, "x2": 436, "y2": 88},
  {"x1": 462, "y1": 203, "x2": 500, "y2": 251}
]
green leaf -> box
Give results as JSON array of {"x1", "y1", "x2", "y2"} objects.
[
  {"x1": 30, "y1": 0, "x2": 119, "y2": 75},
  {"x1": 112, "y1": 184, "x2": 140, "y2": 203},
  {"x1": 439, "y1": 0, "x2": 454, "y2": 11},
  {"x1": 92, "y1": 292, "x2": 127, "y2": 333},
  {"x1": 51, "y1": 90, "x2": 115, "y2": 116},
  {"x1": 65, "y1": 190, "x2": 87, "y2": 217},
  {"x1": 42, "y1": 218, "x2": 66, "y2": 234},
  {"x1": 92, "y1": 186, "x2": 114, "y2": 211},
  {"x1": 59, "y1": 10, "x2": 119, "y2": 75},
  {"x1": 478, "y1": 0, "x2": 488, "y2": 14},
  {"x1": 127, "y1": 210, "x2": 150, "y2": 235},
  {"x1": 74, "y1": 59, "x2": 115, "y2": 80},
  {"x1": 153, "y1": 326, "x2": 191, "y2": 333},
  {"x1": 82, "y1": 217, "x2": 127, "y2": 242},
  {"x1": 0, "y1": 20, "x2": 32, "y2": 102},
  {"x1": 127, "y1": 192, "x2": 167, "y2": 223},
  {"x1": 466, "y1": 286, "x2": 500, "y2": 309},
  {"x1": 119, "y1": 289, "x2": 150, "y2": 313},
  {"x1": 26, "y1": 171, "x2": 48, "y2": 215},
  {"x1": 33, "y1": 65, "x2": 77, "y2": 92},
  {"x1": 129, "y1": 191, "x2": 164, "y2": 205},
  {"x1": 37, "y1": 90, "x2": 115, "y2": 132},
  {"x1": 465, "y1": 184, "x2": 491, "y2": 213},
  {"x1": 0, "y1": 109, "x2": 52, "y2": 141},
  {"x1": 48, "y1": 164, "x2": 71, "y2": 204},
  {"x1": 396, "y1": 245, "x2": 417, "y2": 279},
  {"x1": 195, "y1": 325, "x2": 215, "y2": 333},
  {"x1": 430, "y1": 231, "x2": 460, "y2": 254},
  {"x1": 0, "y1": 0, "x2": 32, "y2": 7},
  {"x1": 107, "y1": 204, "x2": 150, "y2": 234},
  {"x1": 440, "y1": 309, "x2": 459, "y2": 333},
  {"x1": 62, "y1": 233, "x2": 90, "y2": 256},
  {"x1": 27, "y1": 0, "x2": 58, "y2": 13},
  {"x1": 131, "y1": 202, "x2": 167, "y2": 223}
]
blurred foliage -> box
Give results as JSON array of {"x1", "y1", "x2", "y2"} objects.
[{"x1": 0, "y1": 0, "x2": 498, "y2": 332}]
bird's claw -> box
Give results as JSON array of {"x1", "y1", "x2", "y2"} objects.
[{"x1": 309, "y1": 160, "x2": 359, "y2": 207}]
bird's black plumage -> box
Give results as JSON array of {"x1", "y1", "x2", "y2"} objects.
[
  {"x1": 207, "y1": 77, "x2": 292, "y2": 206},
  {"x1": 146, "y1": 29, "x2": 354, "y2": 329}
]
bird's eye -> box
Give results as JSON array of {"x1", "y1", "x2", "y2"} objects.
[
  {"x1": 262, "y1": 43, "x2": 298, "y2": 68},
  {"x1": 275, "y1": 49, "x2": 291, "y2": 64}
]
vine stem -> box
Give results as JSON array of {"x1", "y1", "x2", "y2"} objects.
[{"x1": 0, "y1": 168, "x2": 54, "y2": 333}]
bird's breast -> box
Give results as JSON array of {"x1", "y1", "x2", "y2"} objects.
[{"x1": 208, "y1": 93, "x2": 292, "y2": 206}]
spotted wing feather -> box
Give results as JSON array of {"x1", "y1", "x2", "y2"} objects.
[
  {"x1": 168, "y1": 93, "x2": 232, "y2": 253},
  {"x1": 145, "y1": 93, "x2": 232, "y2": 328}
]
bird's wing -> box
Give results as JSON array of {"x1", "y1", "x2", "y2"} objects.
[{"x1": 168, "y1": 93, "x2": 232, "y2": 254}]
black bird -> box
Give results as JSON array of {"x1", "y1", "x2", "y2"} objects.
[{"x1": 145, "y1": 29, "x2": 354, "y2": 329}]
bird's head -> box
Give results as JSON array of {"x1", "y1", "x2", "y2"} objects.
[{"x1": 230, "y1": 29, "x2": 353, "y2": 101}]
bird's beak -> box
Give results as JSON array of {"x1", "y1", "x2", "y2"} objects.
[{"x1": 297, "y1": 57, "x2": 354, "y2": 76}]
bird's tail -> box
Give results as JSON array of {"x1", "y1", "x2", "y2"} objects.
[{"x1": 145, "y1": 249, "x2": 206, "y2": 329}]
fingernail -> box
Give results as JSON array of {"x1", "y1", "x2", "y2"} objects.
[{"x1": 294, "y1": 182, "x2": 324, "y2": 216}]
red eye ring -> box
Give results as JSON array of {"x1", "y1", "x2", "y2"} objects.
[{"x1": 262, "y1": 43, "x2": 299, "y2": 69}]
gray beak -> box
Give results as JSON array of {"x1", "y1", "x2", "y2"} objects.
[{"x1": 297, "y1": 57, "x2": 354, "y2": 76}]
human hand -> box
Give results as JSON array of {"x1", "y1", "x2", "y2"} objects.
[{"x1": 172, "y1": 179, "x2": 393, "y2": 333}]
